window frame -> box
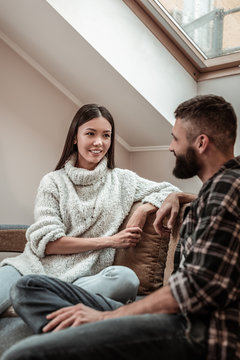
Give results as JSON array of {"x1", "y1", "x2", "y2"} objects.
[{"x1": 123, "y1": 0, "x2": 240, "y2": 81}]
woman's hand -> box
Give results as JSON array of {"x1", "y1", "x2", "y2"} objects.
[
  {"x1": 43, "y1": 304, "x2": 106, "y2": 333},
  {"x1": 110, "y1": 227, "x2": 142, "y2": 249},
  {"x1": 126, "y1": 203, "x2": 157, "y2": 229}
]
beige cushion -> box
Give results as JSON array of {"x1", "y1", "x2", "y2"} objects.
[{"x1": 114, "y1": 202, "x2": 170, "y2": 295}]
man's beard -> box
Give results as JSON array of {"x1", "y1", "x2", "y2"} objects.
[{"x1": 173, "y1": 147, "x2": 200, "y2": 179}]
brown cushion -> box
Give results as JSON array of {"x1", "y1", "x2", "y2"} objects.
[{"x1": 113, "y1": 202, "x2": 170, "y2": 295}]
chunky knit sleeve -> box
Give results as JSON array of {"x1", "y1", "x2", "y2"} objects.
[
  {"x1": 26, "y1": 173, "x2": 66, "y2": 258},
  {"x1": 133, "y1": 172, "x2": 180, "y2": 208}
]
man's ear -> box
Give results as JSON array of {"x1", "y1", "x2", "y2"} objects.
[{"x1": 196, "y1": 134, "x2": 209, "y2": 154}]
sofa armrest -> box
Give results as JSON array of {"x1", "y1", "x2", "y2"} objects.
[{"x1": 0, "y1": 225, "x2": 28, "y2": 253}]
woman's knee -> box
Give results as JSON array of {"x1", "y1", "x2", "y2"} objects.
[
  {"x1": 103, "y1": 266, "x2": 139, "y2": 284},
  {"x1": 102, "y1": 266, "x2": 140, "y2": 298}
]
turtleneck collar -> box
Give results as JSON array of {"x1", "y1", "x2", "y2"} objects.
[{"x1": 64, "y1": 153, "x2": 108, "y2": 186}]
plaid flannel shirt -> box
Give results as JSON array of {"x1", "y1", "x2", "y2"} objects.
[{"x1": 169, "y1": 156, "x2": 240, "y2": 360}]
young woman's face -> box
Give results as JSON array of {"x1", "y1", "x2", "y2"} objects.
[{"x1": 74, "y1": 117, "x2": 112, "y2": 170}]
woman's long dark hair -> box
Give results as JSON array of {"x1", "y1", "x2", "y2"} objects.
[{"x1": 55, "y1": 104, "x2": 115, "y2": 170}]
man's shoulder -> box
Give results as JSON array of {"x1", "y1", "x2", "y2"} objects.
[
  {"x1": 202, "y1": 166, "x2": 240, "y2": 212},
  {"x1": 207, "y1": 157, "x2": 240, "y2": 192},
  {"x1": 196, "y1": 159, "x2": 240, "y2": 209},
  {"x1": 213, "y1": 163, "x2": 240, "y2": 190}
]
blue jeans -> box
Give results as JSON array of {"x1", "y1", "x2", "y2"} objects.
[
  {"x1": 0, "y1": 265, "x2": 139, "y2": 315},
  {"x1": 72, "y1": 265, "x2": 139, "y2": 303},
  {"x1": 0, "y1": 266, "x2": 21, "y2": 314},
  {"x1": 2, "y1": 275, "x2": 208, "y2": 360}
]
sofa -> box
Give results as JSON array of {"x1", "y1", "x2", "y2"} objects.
[{"x1": 0, "y1": 202, "x2": 186, "y2": 357}]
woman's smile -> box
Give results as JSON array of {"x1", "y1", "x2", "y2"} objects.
[{"x1": 74, "y1": 117, "x2": 112, "y2": 170}]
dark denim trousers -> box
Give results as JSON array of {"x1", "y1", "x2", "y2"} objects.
[{"x1": 2, "y1": 275, "x2": 208, "y2": 360}]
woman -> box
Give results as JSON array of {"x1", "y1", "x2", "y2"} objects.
[{"x1": 0, "y1": 104, "x2": 179, "y2": 314}]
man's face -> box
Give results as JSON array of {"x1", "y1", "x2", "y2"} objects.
[
  {"x1": 172, "y1": 146, "x2": 200, "y2": 179},
  {"x1": 169, "y1": 118, "x2": 201, "y2": 179}
]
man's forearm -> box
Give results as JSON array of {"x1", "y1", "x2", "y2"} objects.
[
  {"x1": 103, "y1": 285, "x2": 180, "y2": 320},
  {"x1": 42, "y1": 285, "x2": 180, "y2": 333}
]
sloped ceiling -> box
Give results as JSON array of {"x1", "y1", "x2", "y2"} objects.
[{"x1": 0, "y1": 0, "x2": 183, "y2": 148}]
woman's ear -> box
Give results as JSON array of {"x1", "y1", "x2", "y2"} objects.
[{"x1": 196, "y1": 134, "x2": 209, "y2": 154}]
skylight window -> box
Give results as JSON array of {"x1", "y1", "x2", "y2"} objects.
[
  {"x1": 158, "y1": 0, "x2": 240, "y2": 59},
  {"x1": 125, "y1": 0, "x2": 240, "y2": 80}
]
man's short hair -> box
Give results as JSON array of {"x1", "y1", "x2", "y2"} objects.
[{"x1": 174, "y1": 94, "x2": 237, "y2": 153}]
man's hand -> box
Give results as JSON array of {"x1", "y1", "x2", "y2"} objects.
[
  {"x1": 42, "y1": 285, "x2": 180, "y2": 333},
  {"x1": 153, "y1": 193, "x2": 180, "y2": 236},
  {"x1": 153, "y1": 192, "x2": 196, "y2": 236},
  {"x1": 43, "y1": 304, "x2": 106, "y2": 333}
]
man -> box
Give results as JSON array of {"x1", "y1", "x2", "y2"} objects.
[{"x1": 3, "y1": 95, "x2": 240, "y2": 360}]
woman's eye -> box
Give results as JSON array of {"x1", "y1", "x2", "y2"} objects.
[
  {"x1": 104, "y1": 134, "x2": 111, "y2": 138},
  {"x1": 86, "y1": 132, "x2": 94, "y2": 136}
]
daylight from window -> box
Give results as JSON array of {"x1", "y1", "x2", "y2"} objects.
[{"x1": 156, "y1": 0, "x2": 240, "y2": 59}]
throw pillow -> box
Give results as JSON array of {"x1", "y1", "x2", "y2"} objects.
[{"x1": 113, "y1": 202, "x2": 170, "y2": 295}]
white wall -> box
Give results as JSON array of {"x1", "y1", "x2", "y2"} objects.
[
  {"x1": 131, "y1": 150, "x2": 202, "y2": 194},
  {"x1": 115, "y1": 141, "x2": 132, "y2": 170},
  {"x1": 131, "y1": 74, "x2": 240, "y2": 194},
  {"x1": 0, "y1": 39, "x2": 135, "y2": 224},
  {"x1": 1, "y1": 1, "x2": 239, "y2": 224},
  {"x1": 47, "y1": 0, "x2": 197, "y2": 126},
  {"x1": 3, "y1": 35, "x2": 238, "y2": 226},
  {"x1": 0, "y1": 39, "x2": 79, "y2": 224}
]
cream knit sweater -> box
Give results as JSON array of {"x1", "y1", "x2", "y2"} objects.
[{"x1": 2, "y1": 155, "x2": 179, "y2": 282}]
